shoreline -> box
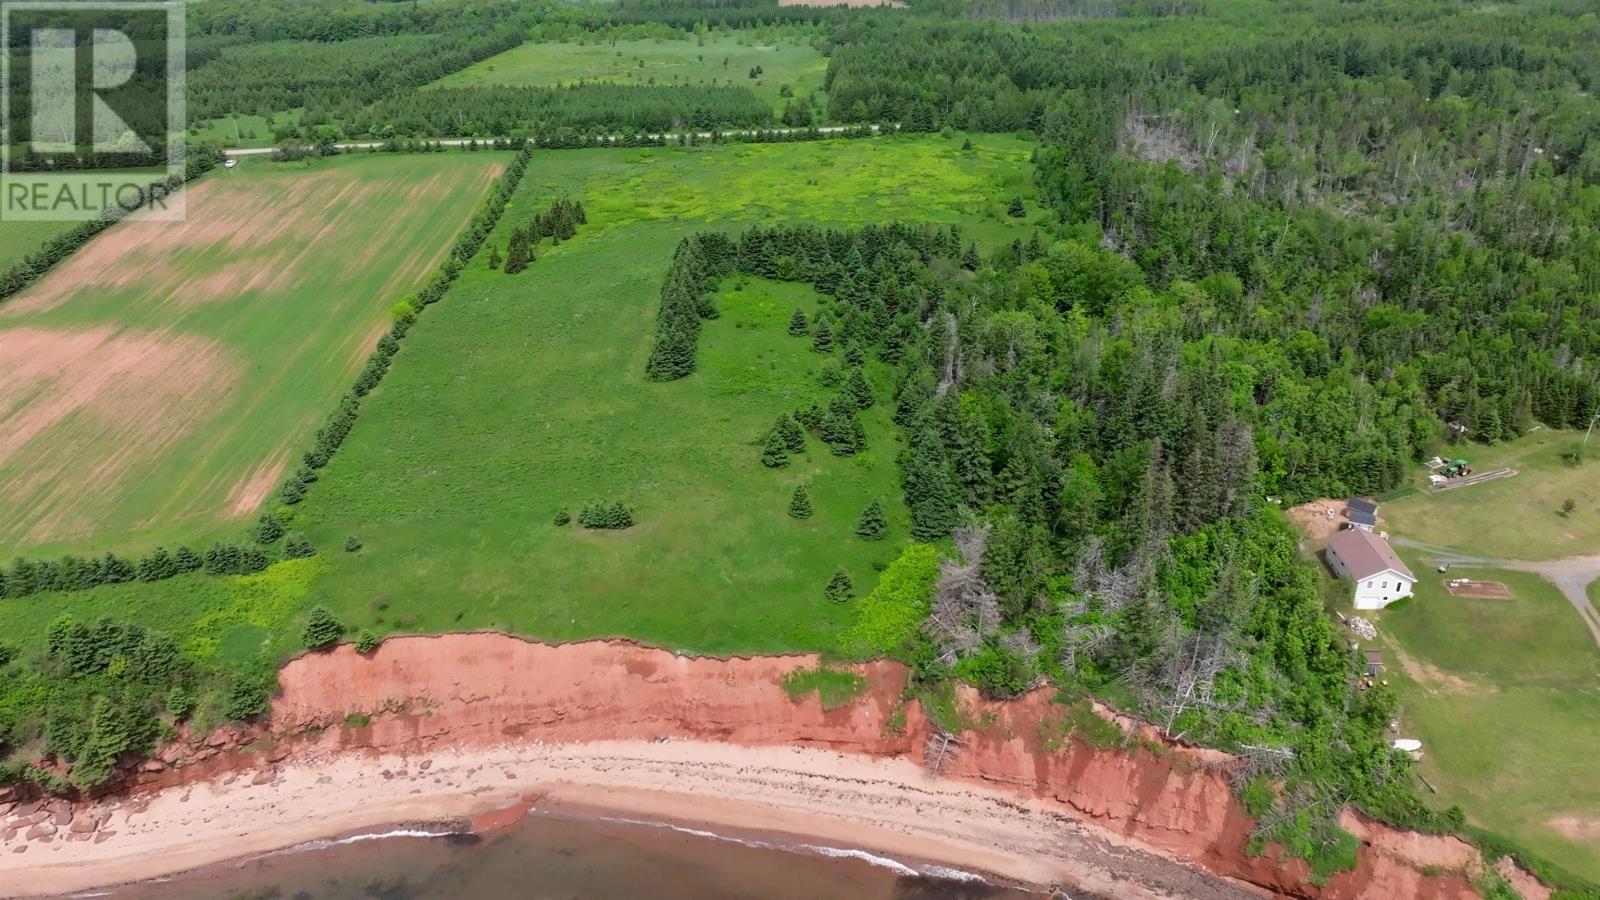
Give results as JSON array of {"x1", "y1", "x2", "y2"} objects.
[{"x1": 1, "y1": 739, "x2": 1257, "y2": 899}]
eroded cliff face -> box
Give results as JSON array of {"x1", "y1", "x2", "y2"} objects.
[{"x1": 27, "y1": 634, "x2": 1540, "y2": 899}]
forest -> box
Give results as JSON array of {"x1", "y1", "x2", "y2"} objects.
[{"x1": 3, "y1": 0, "x2": 1599, "y2": 893}]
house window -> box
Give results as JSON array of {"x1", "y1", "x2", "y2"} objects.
[{"x1": 1366, "y1": 581, "x2": 1373, "y2": 588}]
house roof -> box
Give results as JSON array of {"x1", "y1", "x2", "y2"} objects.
[
  {"x1": 1364, "y1": 649, "x2": 1384, "y2": 663},
  {"x1": 1327, "y1": 529, "x2": 1415, "y2": 582},
  {"x1": 1347, "y1": 510, "x2": 1377, "y2": 527},
  {"x1": 1347, "y1": 498, "x2": 1378, "y2": 516}
]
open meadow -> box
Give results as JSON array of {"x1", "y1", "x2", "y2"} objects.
[
  {"x1": 1382, "y1": 428, "x2": 1600, "y2": 561},
  {"x1": 431, "y1": 32, "x2": 829, "y2": 118},
  {"x1": 1361, "y1": 556, "x2": 1600, "y2": 881},
  {"x1": 0, "y1": 152, "x2": 507, "y2": 557}
]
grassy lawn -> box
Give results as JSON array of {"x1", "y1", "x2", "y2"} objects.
[
  {"x1": 1382, "y1": 427, "x2": 1600, "y2": 560},
  {"x1": 1362, "y1": 552, "x2": 1600, "y2": 881},
  {"x1": 0, "y1": 152, "x2": 507, "y2": 557},
  {"x1": 430, "y1": 32, "x2": 830, "y2": 118},
  {"x1": 0, "y1": 134, "x2": 1038, "y2": 672}
]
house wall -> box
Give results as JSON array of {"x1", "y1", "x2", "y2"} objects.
[{"x1": 1353, "y1": 573, "x2": 1414, "y2": 610}]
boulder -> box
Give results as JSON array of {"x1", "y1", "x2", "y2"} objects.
[{"x1": 24, "y1": 822, "x2": 56, "y2": 840}]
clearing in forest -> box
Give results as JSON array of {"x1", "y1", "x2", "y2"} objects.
[
  {"x1": 287, "y1": 135, "x2": 1040, "y2": 655},
  {"x1": 0, "y1": 152, "x2": 506, "y2": 557},
  {"x1": 430, "y1": 33, "x2": 830, "y2": 116}
]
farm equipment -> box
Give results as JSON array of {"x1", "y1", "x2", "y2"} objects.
[{"x1": 1440, "y1": 458, "x2": 1472, "y2": 478}]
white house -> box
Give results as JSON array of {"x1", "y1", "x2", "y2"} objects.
[{"x1": 1325, "y1": 529, "x2": 1415, "y2": 610}]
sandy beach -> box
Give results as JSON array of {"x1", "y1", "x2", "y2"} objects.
[
  {"x1": 0, "y1": 635, "x2": 1536, "y2": 899},
  {"x1": 1, "y1": 739, "x2": 1256, "y2": 899}
]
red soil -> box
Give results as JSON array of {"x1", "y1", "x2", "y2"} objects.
[
  {"x1": 0, "y1": 325, "x2": 238, "y2": 547},
  {"x1": 101, "y1": 635, "x2": 1542, "y2": 899}
]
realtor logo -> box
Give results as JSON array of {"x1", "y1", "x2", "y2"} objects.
[{"x1": 1, "y1": 1, "x2": 186, "y2": 220}]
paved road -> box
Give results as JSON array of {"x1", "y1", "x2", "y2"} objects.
[
  {"x1": 1392, "y1": 536, "x2": 1600, "y2": 650},
  {"x1": 223, "y1": 125, "x2": 878, "y2": 157}
]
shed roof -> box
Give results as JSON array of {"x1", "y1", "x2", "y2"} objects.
[
  {"x1": 1347, "y1": 498, "x2": 1378, "y2": 515},
  {"x1": 1347, "y1": 510, "x2": 1377, "y2": 527},
  {"x1": 1327, "y1": 529, "x2": 1414, "y2": 582}
]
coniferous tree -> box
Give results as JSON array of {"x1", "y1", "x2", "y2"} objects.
[
  {"x1": 960, "y1": 243, "x2": 980, "y2": 270},
  {"x1": 487, "y1": 243, "x2": 502, "y2": 270},
  {"x1": 302, "y1": 606, "x2": 343, "y2": 650},
  {"x1": 760, "y1": 427, "x2": 790, "y2": 468},
  {"x1": 788, "y1": 307, "x2": 809, "y2": 335},
  {"x1": 255, "y1": 513, "x2": 284, "y2": 544},
  {"x1": 1006, "y1": 197, "x2": 1026, "y2": 218},
  {"x1": 284, "y1": 533, "x2": 316, "y2": 559},
  {"x1": 825, "y1": 568, "x2": 854, "y2": 603},
  {"x1": 846, "y1": 369, "x2": 874, "y2": 408},
  {"x1": 788, "y1": 483, "x2": 813, "y2": 519},
  {"x1": 854, "y1": 499, "x2": 888, "y2": 540},
  {"x1": 778, "y1": 414, "x2": 806, "y2": 452},
  {"x1": 811, "y1": 314, "x2": 834, "y2": 353}
]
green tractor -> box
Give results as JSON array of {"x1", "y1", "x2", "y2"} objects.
[{"x1": 1441, "y1": 458, "x2": 1472, "y2": 478}]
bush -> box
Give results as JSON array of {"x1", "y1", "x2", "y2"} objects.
[
  {"x1": 355, "y1": 630, "x2": 381, "y2": 654},
  {"x1": 553, "y1": 510, "x2": 571, "y2": 526},
  {"x1": 578, "y1": 501, "x2": 633, "y2": 529},
  {"x1": 302, "y1": 605, "x2": 344, "y2": 650},
  {"x1": 844, "y1": 544, "x2": 940, "y2": 657},
  {"x1": 284, "y1": 533, "x2": 316, "y2": 559},
  {"x1": 344, "y1": 535, "x2": 362, "y2": 552}
]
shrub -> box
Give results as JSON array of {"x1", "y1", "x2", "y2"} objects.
[
  {"x1": 302, "y1": 605, "x2": 344, "y2": 650},
  {"x1": 578, "y1": 501, "x2": 633, "y2": 529},
  {"x1": 825, "y1": 568, "x2": 854, "y2": 603},
  {"x1": 284, "y1": 533, "x2": 316, "y2": 559},
  {"x1": 844, "y1": 544, "x2": 940, "y2": 657},
  {"x1": 343, "y1": 535, "x2": 362, "y2": 552},
  {"x1": 355, "y1": 630, "x2": 381, "y2": 654},
  {"x1": 553, "y1": 510, "x2": 571, "y2": 526}
]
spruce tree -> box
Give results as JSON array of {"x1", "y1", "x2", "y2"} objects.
[
  {"x1": 760, "y1": 427, "x2": 791, "y2": 468},
  {"x1": 854, "y1": 499, "x2": 888, "y2": 540},
  {"x1": 1007, "y1": 196, "x2": 1026, "y2": 218},
  {"x1": 302, "y1": 605, "x2": 343, "y2": 650},
  {"x1": 254, "y1": 513, "x2": 284, "y2": 544},
  {"x1": 825, "y1": 568, "x2": 854, "y2": 603},
  {"x1": 788, "y1": 307, "x2": 809, "y2": 335},
  {"x1": 846, "y1": 369, "x2": 874, "y2": 408},
  {"x1": 487, "y1": 243, "x2": 502, "y2": 270},
  {"x1": 844, "y1": 343, "x2": 865, "y2": 367},
  {"x1": 284, "y1": 533, "x2": 316, "y2": 559},
  {"x1": 811, "y1": 315, "x2": 834, "y2": 353},
  {"x1": 961, "y1": 243, "x2": 981, "y2": 271},
  {"x1": 778, "y1": 414, "x2": 806, "y2": 452},
  {"x1": 788, "y1": 483, "x2": 813, "y2": 519}
]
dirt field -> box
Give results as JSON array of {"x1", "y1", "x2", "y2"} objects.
[
  {"x1": 1443, "y1": 578, "x2": 1514, "y2": 599},
  {"x1": 0, "y1": 154, "x2": 505, "y2": 556}
]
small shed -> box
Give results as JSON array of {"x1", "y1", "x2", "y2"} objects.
[
  {"x1": 1346, "y1": 509, "x2": 1377, "y2": 531},
  {"x1": 1347, "y1": 498, "x2": 1378, "y2": 516},
  {"x1": 1363, "y1": 650, "x2": 1384, "y2": 677}
]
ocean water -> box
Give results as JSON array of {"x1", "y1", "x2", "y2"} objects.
[{"x1": 100, "y1": 809, "x2": 1049, "y2": 900}]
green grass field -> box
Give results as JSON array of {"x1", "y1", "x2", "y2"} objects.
[
  {"x1": 0, "y1": 152, "x2": 507, "y2": 557},
  {"x1": 0, "y1": 134, "x2": 1038, "y2": 676},
  {"x1": 0, "y1": 219, "x2": 79, "y2": 272},
  {"x1": 189, "y1": 112, "x2": 298, "y2": 150},
  {"x1": 431, "y1": 32, "x2": 830, "y2": 118},
  {"x1": 1382, "y1": 428, "x2": 1600, "y2": 560},
  {"x1": 1362, "y1": 554, "x2": 1600, "y2": 880}
]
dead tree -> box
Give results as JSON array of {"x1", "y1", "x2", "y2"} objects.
[
  {"x1": 923, "y1": 729, "x2": 965, "y2": 777},
  {"x1": 924, "y1": 526, "x2": 1001, "y2": 665}
]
